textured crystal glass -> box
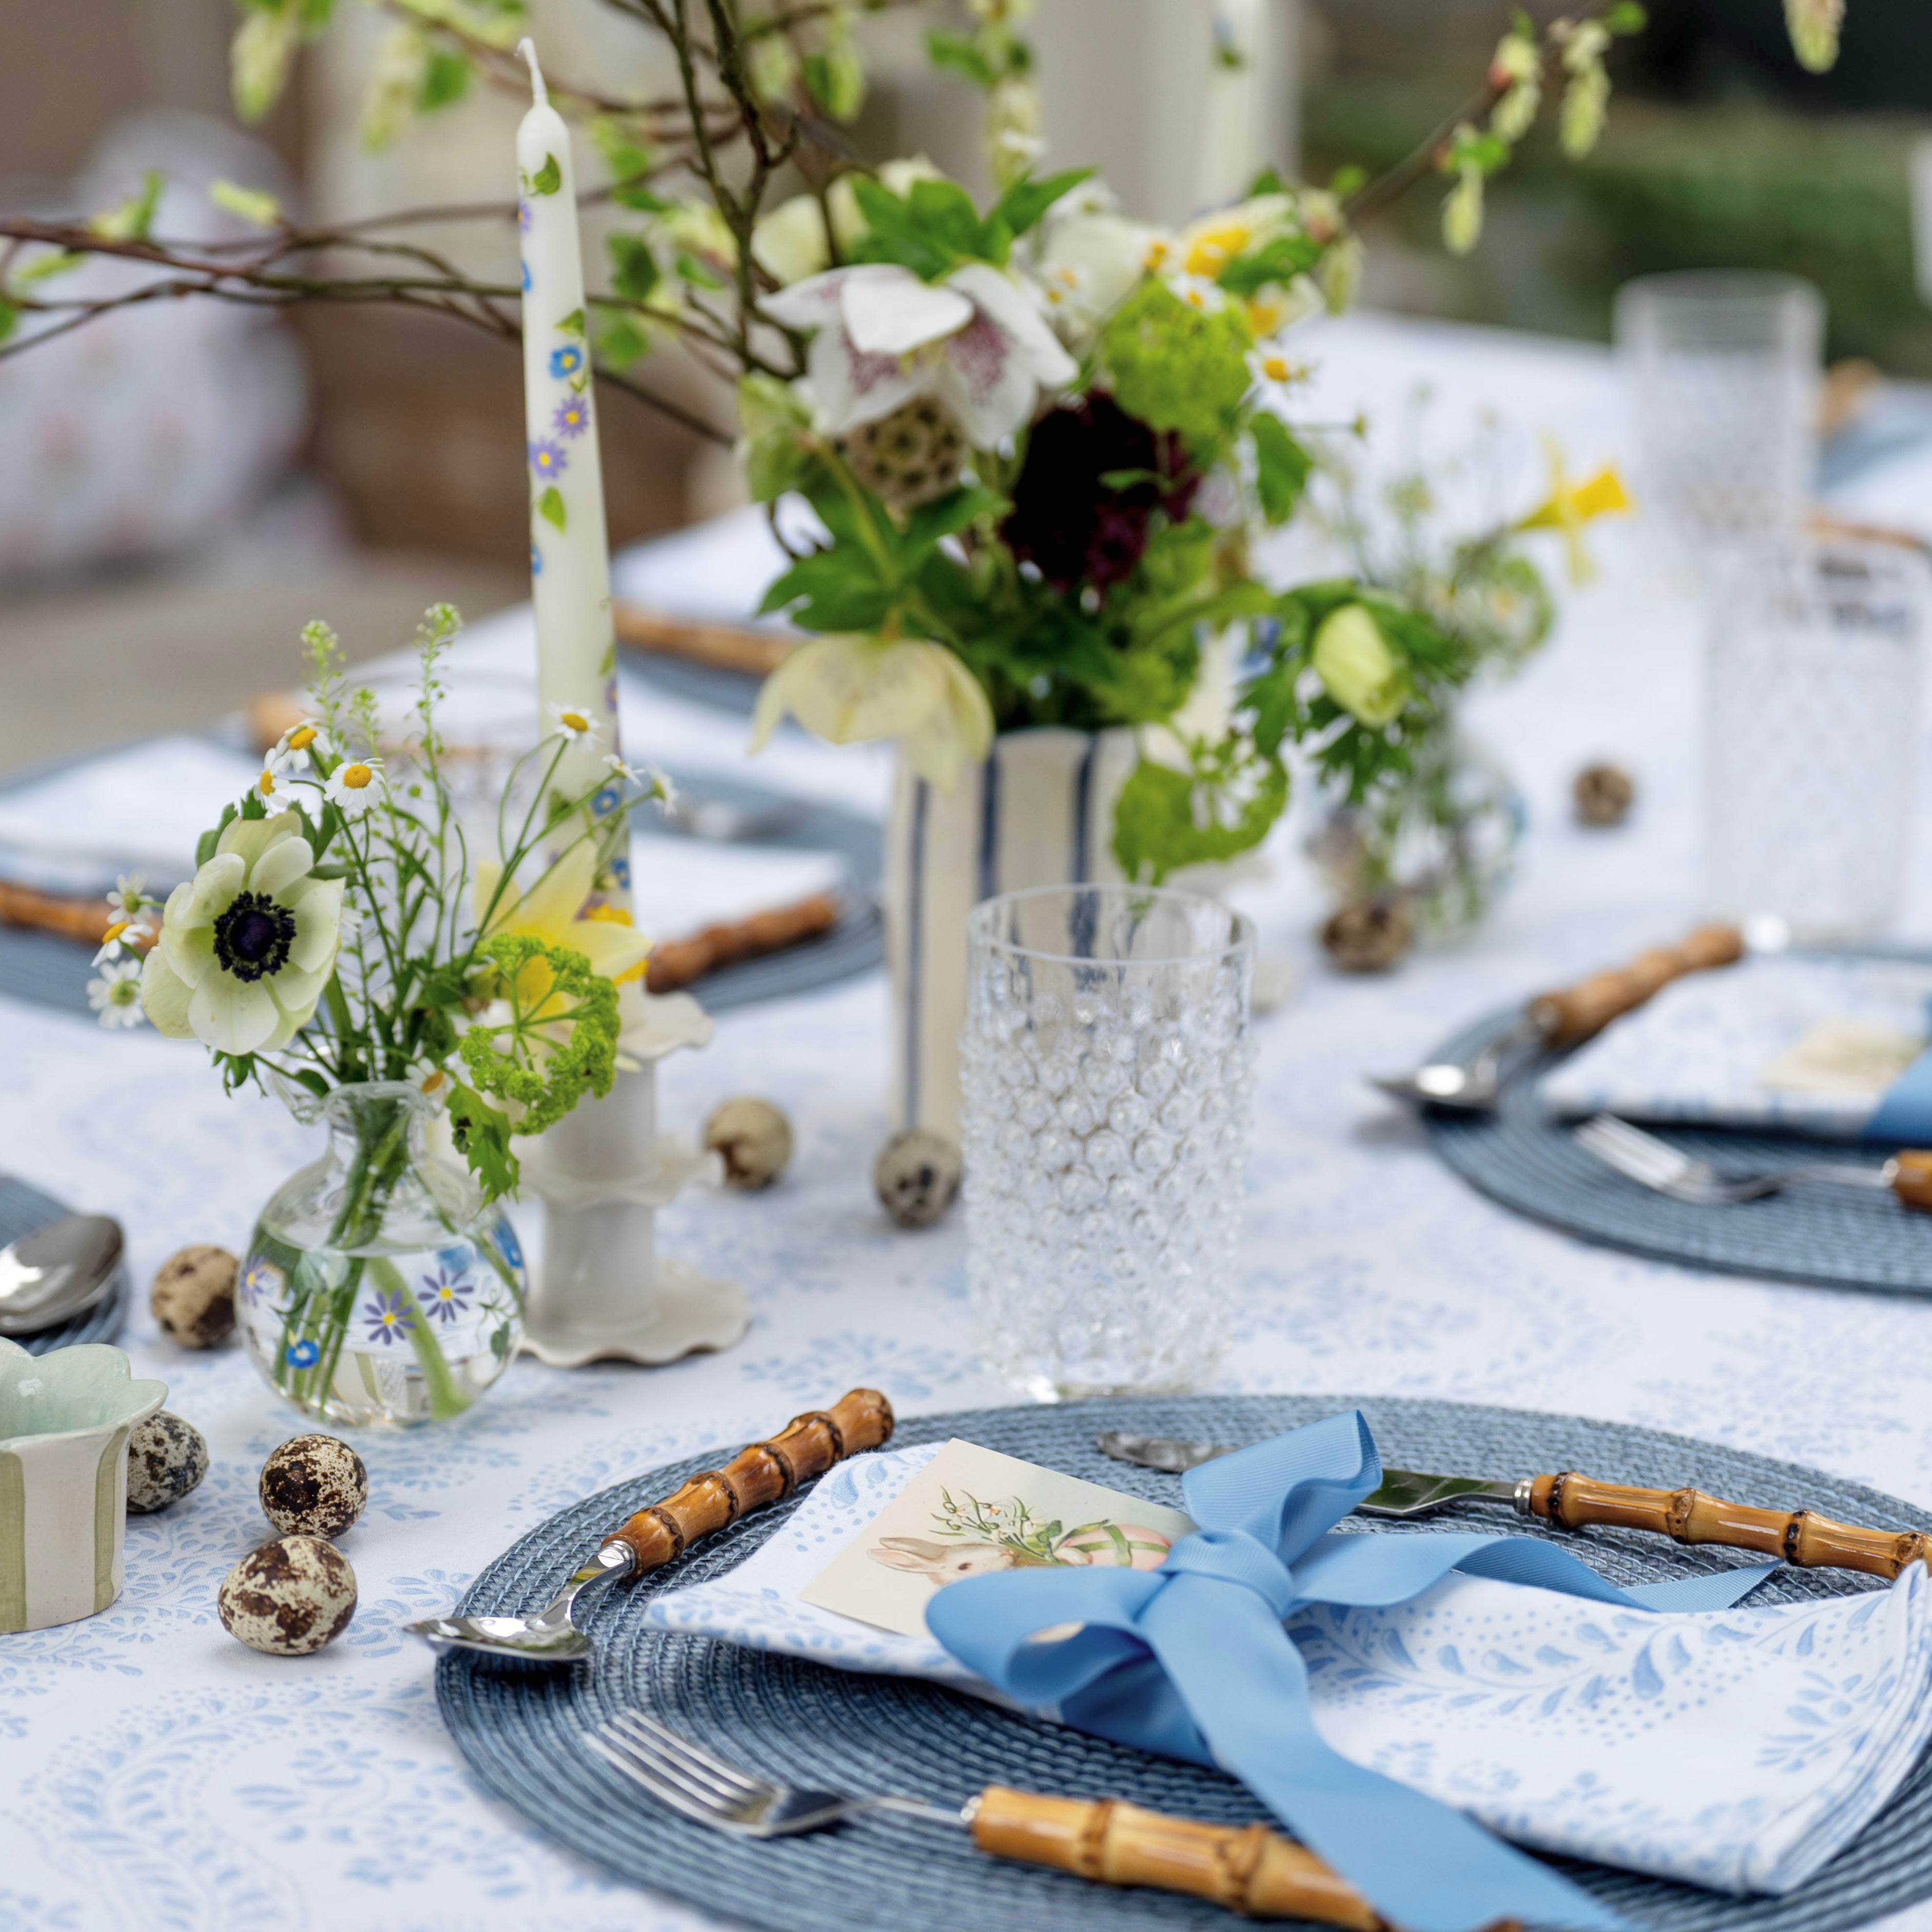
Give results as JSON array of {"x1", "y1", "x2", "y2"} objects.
[
  {"x1": 1616, "y1": 271, "x2": 1824, "y2": 560},
  {"x1": 1705, "y1": 537, "x2": 1927, "y2": 940},
  {"x1": 961, "y1": 885, "x2": 1256, "y2": 1401}
]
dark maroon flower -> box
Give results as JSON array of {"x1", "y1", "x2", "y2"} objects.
[{"x1": 1001, "y1": 392, "x2": 1199, "y2": 594}]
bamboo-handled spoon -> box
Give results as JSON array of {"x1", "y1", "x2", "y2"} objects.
[{"x1": 405, "y1": 1387, "x2": 895, "y2": 1662}]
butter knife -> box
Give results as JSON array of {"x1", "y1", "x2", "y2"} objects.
[{"x1": 1096, "y1": 1431, "x2": 1932, "y2": 1582}]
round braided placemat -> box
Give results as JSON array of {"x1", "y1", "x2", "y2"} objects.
[
  {"x1": 0, "y1": 1172, "x2": 128, "y2": 1354},
  {"x1": 437, "y1": 1394, "x2": 1932, "y2": 1932},
  {"x1": 1421, "y1": 1006, "x2": 1932, "y2": 1295}
]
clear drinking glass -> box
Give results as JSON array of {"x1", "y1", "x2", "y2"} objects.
[
  {"x1": 1615, "y1": 271, "x2": 1824, "y2": 558},
  {"x1": 961, "y1": 885, "x2": 1256, "y2": 1401},
  {"x1": 1704, "y1": 537, "x2": 1927, "y2": 941}
]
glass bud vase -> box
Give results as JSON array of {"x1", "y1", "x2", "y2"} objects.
[{"x1": 238, "y1": 1081, "x2": 526, "y2": 1429}]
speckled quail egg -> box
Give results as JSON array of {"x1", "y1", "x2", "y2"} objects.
[
  {"x1": 259, "y1": 1433, "x2": 367, "y2": 1540},
  {"x1": 873, "y1": 1129, "x2": 962, "y2": 1229},
  {"x1": 126, "y1": 1410, "x2": 209, "y2": 1514},
  {"x1": 218, "y1": 1536, "x2": 357, "y2": 1656},
  {"x1": 704, "y1": 1096, "x2": 794, "y2": 1190},
  {"x1": 150, "y1": 1245, "x2": 238, "y2": 1349}
]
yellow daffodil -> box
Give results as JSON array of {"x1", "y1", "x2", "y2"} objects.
[
  {"x1": 1513, "y1": 442, "x2": 1633, "y2": 584},
  {"x1": 474, "y1": 841, "x2": 652, "y2": 987},
  {"x1": 750, "y1": 634, "x2": 994, "y2": 792}
]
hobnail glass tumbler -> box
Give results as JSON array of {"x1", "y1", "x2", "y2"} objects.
[
  {"x1": 961, "y1": 885, "x2": 1256, "y2": 1401},
  {"x1": 1615, "y1": 271, "x2": 1824, "y2": 559},
  {"x1": 1704, "y1": 537, "x2": 1927, "y2": 940}
]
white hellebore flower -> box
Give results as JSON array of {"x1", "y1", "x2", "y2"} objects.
[
  {"x1": 750, "y1": 634, "x2": 993, "y2": 792},
  {"x1": 762, "y1": 261, "x2": 1076, "y2": 447},
  {"x1": 325, "y1": 755, "x2": 385, "y2": 817},
  {"x1": 1029, "y1": 208, "x2": 1157, "y2": 347},
  {"x1": 750, "y1": 194, "x2": 832, "y2": 288},
  {"x1": 140, "y1": 811, "x2": 346, "y2": 1055}
]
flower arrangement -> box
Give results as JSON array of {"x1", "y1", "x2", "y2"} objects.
[
  {"x1": 1303, "y1": 410, "x2": 1631, "y2": 942},
  {"x1": 93, "y1": 607, "x2": 663, "y2": 1205}
]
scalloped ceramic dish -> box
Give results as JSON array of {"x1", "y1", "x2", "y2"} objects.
[{"x1": 1, "y1": 1338, "x2": 166, "y2": 1632}]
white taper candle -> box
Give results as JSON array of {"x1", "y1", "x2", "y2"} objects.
[{"x1": 517, "y1": 38, "x2": 631, "y2": 912}]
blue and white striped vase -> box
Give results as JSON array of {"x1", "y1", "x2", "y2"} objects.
[{"x1": 884, "y1": 725, "x2": 1140, "y2": 1141}]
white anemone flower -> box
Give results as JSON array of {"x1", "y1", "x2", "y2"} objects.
[
  {"x1": 88, "y1": 957, "x2": 147, "y2": 1030},
  {"x1": 761, "y1": 261, "x2": 1076, "y2": 447},
  {"x1": 750, "y1": 634, "x2": 993, "y2": 791},
  {"x1": 139, "y1": 811, "x2": 346, "y2": 1055},
  {"x1": 325, "y1": 755, "x2": 386, "y2": 818}
]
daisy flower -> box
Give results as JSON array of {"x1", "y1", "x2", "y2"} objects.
[
  {"x1": 249, "y1": 763, "x2": 311, "y2": 816},
  {"x1": 88, "y1": 957, "x2": 147, "y2": 1029},
  {"x1": 107, "y1": 873, "x2": 151, "y2": 922},
  {"x1": 92, "y1": 920, "x2": 145, "y2": 965},
  {"x1": 325, "y1": 756, "x2": 386, "y2": 817},
  {"x1": 602, "y1": 752, "x2": 643, "y2": 788},
  {"x1": 270, "y1": 720, "x2": 333, "y2": 773},
  {"x1": 1246, "y1": 346, "x2": 1311, "y2": 405},
  {"x1": 546, "y1": 701, "x2": 602, "y2": 744}
]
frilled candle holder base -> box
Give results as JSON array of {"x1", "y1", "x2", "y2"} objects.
[{"x1": 515, "y1": 991, "x2": 748, "y2": 1369}]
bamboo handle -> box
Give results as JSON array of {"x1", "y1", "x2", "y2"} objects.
[
  {"x1": 971, "y1": 1787, "x2": 1384, "y2": 1927},
  {"x1": 1529, "y1": 1472, "x2": 1932, "y2": 1581},
  {"x1": 612, "y1": 600, "x2": 795, "y2": 677},
  {"x1": 1890, "y1": 1152, "x2": 1932, "y2": 1211},
  {"x1": 644, "y1": 890, "x2": 841, "y2": 994},
  {"x1": 599, "y1": 1388, "x2": 894, "y2": 1572},
  {"x1": 0, "y1": 879, "x2": 138, "y2": 950},
  {"x1": 1528, "y1": 922, "x2": 1743, "y2": 1049}
]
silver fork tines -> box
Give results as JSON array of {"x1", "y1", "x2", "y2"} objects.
[
  {"x1": 586, "y1": 1710, "x2": 963, "y2": 1838},
  {"x1": 1575, "y1": 1112, "x2": 1898, "y2": 1206}
]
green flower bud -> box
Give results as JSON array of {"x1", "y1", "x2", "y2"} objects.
[{"x1": 1312, "y1": 604, "x2": 1408, "y2": 726}]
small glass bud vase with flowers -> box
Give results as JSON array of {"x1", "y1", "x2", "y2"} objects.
[{"x1": 101, "y1": 608, "x2": 660, "y2": 1428}]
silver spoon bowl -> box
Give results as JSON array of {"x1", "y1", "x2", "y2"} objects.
[
  {"x1": 404, "y1": 1542, "x2": 635, "y2": 1662},
  {"x1": 0, "y1": 1214, "x2": 124, "y2": 1336}
]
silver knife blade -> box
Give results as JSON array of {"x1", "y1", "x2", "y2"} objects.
[{"x1": 1096, "y1": 1432, "x2": 1522, "y2": 1519}]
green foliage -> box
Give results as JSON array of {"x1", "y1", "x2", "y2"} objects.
[
  {"x1": 593, "y1": 121, "x2": 669, "y2": 212},
  {"x1": 447, "y1": 1082, "x2": 517, "y2": 1198},
  {"x1": 802, "y1": 12, "x2": 865, "y2": 123},
  {"x1": 844, "y1": 170, "x2": 1088, "y2": 282},
  {"x1": 538, "y1": 487, "x2": 565, "y2": 531},
  {"x1": 925, "y1": 29, "x2": 996, "y2": 88},
  {"x1": 607, "y1": 232, "x2": 661, "y2": 303},
  {"x1": 1101, "y1": 280, "x2": 1253, "y2": 454},
  {"x1": 91, "y1": 170, "x2": 165, "y2": 243},
  {"x1": 1111, "y1": 747, "x2": 1290, "y2": 883},
  {"x1": 418, "y1": 44, "x2": 470, "y2": 111},
  {"x1": 736, "y1": 372, "x2": 817, "y2": 503},
  {"x1": 0, "y1": 302, "x2": 13, "y2": 348},
  {"x1": 1250, "y1": 413, "x2": 1312, "y2": 524},
  {"x1": 529, "y1": 152, "x2": 562, "y2": 197},
  {"x1": 1216, "y1": 231, "x2": 1324, "y2": 298}
]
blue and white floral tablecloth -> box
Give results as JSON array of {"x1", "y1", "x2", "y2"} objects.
[{"x1": 8, "y1": 312, "x2": 1932, "y2": 1932}]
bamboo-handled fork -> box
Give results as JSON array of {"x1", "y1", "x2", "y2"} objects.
[{"x1": 587, "y1": 1710, "x2": 1382, "y2": 1926}]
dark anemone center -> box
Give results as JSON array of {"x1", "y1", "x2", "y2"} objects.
[{"x1": 213, "y1": 891, "x2": 297, "y2": 982}]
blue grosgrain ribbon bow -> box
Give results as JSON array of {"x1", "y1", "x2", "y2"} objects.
[{"x1": 925, "y1": 1411, "x2": 1775, "y2": 1932}]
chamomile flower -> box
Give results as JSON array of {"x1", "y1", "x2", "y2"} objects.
[
  {"x1": 107, "y1": 873, "x2": 152, "y2": 922},
  {"x1": 1246, "y1": 346, "x2": 1310, "y2": 404},
  {"x1": 325, "y1": 756, "x2": 386, "y2": 817},
  {"x1": 92, "y1": 921, "x2": 145, "y2": 966},
  {"x1": 270, "y1": 720, "x2": 334, "y2": 773},
  {"x1": 249, "y1": 763, "x2": 315, "y2": 817},
  {"x1": 88, "y1": 956, "x2": 147, "y2": 1029},
  {"x1": 546, "y1": 701, "x2": 602, "y2": 744}
]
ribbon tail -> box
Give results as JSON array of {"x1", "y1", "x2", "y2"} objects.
[{"x1": 1139, "y1": 1574, "x2": 1629, "y2": 1932}]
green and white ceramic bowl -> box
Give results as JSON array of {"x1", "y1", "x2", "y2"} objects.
[{"x1": 0, "y1": 1338, "x2": 166, "y2": 1633}]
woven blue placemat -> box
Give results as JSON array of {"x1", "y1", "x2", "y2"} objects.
[
  {"x1": 1421, "y1": 1006, "x2": 1932, "y2": 1296},
  {"x1": 0, "y1": 1172, "x2": 128, "y2": 1353},
  {"x1": 436, "y1": 1394, "x2": 1932, "y2": 1932}
]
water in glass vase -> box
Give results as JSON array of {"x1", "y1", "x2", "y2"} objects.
[{"x1": 239, "y1": 1081, "x2": 526, "y2": 1429}]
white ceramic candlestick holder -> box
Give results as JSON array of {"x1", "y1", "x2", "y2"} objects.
[{"x1": 515, "y1": 989, "x2": 747, "y2": 1368}]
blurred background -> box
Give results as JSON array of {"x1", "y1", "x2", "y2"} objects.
[{"x1": 4, "y1": 0, "x2": 1930, "y2": 772}]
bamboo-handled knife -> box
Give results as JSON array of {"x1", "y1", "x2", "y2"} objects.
[{"x1": 1096, "y1": 1432, "x2": 1932, "y2": 1582}]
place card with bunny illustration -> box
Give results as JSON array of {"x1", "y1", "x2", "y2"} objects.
[{"x1": 799, "y1": 1440, "x2": 1197, "y2": 1639}]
